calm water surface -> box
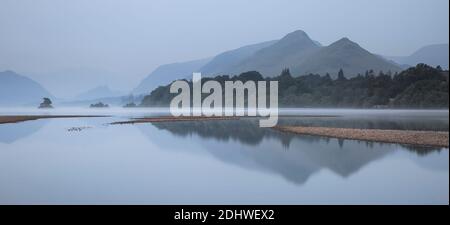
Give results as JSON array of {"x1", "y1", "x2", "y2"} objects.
[{"x1": 0, "y1": 108, "x2": 448, "y2": 204}]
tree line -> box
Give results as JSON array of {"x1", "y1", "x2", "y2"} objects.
[{"x1": 140, "y1": 64, "x2": 449, "y2": 109}]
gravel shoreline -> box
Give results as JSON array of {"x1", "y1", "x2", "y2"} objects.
[
  {"x1": 0, "y1": 115, "x2": 107, "y2": 124},
  {"x1": 274, "y1": 126, "x2": 449, "y2": 148}
]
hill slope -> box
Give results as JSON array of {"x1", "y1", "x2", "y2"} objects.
[
  {"x1": 75, "y1": 85, "x2": 123, "y2": 101},
  {"x1": 386, "y1": 44, "x2": 449, "y2": 69},
  {"x1": 200, "y1": 40, "x2": 277, "y2": 76},
  {"x1": 294, "y1": 38, "x2": 402, "y2": 78},
  {"x1": 132, "y1": 58, "x2": 211, "y2": 95},
  {"x1": 133, "y1": 40, "x2": 279, "y2": 95},
  {"x1": 133, "y1": 30, "x2": 431, "y2": 94},
  {"x1": 231, "y1": 30, "x2": 321, "y2": 76},
  {"x1": 0, "y1": 70, "x2": 53, "y2": 106}
]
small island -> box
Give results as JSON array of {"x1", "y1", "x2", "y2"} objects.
[
  {"x1": 38, "y1": 97, "x2": 53, "y2": 109},
  {"x1": 90, "y1": 102, "x2": 109, "y2": 108},
  {"x1": 123, "y1": 102, "x2": 137, "y2": 108}
]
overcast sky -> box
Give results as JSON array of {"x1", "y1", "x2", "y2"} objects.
[{"x1": 0, "y1": 0, "x2": 448, "y2": 96}]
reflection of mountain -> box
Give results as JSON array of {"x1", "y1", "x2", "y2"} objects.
[
  {"x1": 406, "y1": 150, "x2": 449, "y2": 172},
  {"x1": 275, "y1": 116, "x2": 449, "y2": 132},
  {"x1": 136, "y1": 119, "x2": 405, "y2": 185},
  {"x1": 0, "y1": 120, "x2": 47, "y2": 143}
]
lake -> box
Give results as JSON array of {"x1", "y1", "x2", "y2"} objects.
[{"x1": 0, "y1": 108, "x2": 448, "y2": 204}]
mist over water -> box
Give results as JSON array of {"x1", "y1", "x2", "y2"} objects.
[{"x1": 0, "y1": 108, "x2": 448, "y2": 204}]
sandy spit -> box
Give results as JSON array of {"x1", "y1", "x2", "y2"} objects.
[
  {"x1": 274, "y1": 126, "x2": 449, "y2": 148},
  {"x1": 0, "y1": 115, "x2": 108, "y2": 124}
]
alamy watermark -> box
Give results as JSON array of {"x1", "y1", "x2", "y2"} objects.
[{"x1": 169, "y1": 73, "x2": 279, "y2": 127}]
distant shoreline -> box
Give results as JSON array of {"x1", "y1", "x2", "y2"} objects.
[
  {"x1": 109, "y1": 115, "x2": 341, "y2": 125},
  {"x1": 0, "y1": 115, "x2": 108, "y2": 124},
  {"x1": 1, "y1": 114, "x2": 449, "y2": 147},
  {"x1": 108, "y1": 115, "x2": 449, "y2": 147},
  {"x1": 110, "y1": 116, "x2": 240, "y2": 125}
]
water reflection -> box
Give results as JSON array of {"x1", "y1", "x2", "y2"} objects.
[
  {"x1": 150, "y1": 119, "x2": 444, "y2": 153},
  {"x1": 0, "y1": 119, "x2": 48, "y2": 143},
  {"x1": 137, "y1": 119, "x2": 446, "y2": 185},
  {"x1": 0, "y1": 114, "x2": 447, "y2": 204}
]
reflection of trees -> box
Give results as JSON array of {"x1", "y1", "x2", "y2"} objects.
[
  {"x1": 152, "y1": 119, "x2": 279, "y2": 146},
  {"x1": 144, "y1": 120, "x2": 392, "y2": 185},
  {"x1": 151, "y1": 118, "x2": 445, "y2": 155},
  {"x1": 141, "y1": 119, "x2": 446, "y2": 185},
  {"x1": 401, "y1": 145, "x2": 445, "y2": 156},
  {"x1": 151, "y1": 119, "x2": 331, "y2": 148}
]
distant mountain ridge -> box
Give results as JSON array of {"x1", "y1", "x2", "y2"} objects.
[
  {"x1": 75, "y1": 85, "x2": 123, "y2": 101},
  {"x1": 229, "y1": 30, "x2": 322, "y2": 76},
  {"x1": 386, "y1": 44, "x2": 449, "y2": 69},
  {"x1": 132, "y1": 58, "x2": 212, "y2": 95},
  {"x1": 0, "y1": 70, "x2": 53, "y2": 106},
  {"x1": 199, "y1": 40, "x2": 278, "y2": 76},
  {"x1": 293, "y1": 38, "x2": 402, "y2": 77},
  {"x1": 133, "y1": 30, "x2": 404, "y2": 94},
  {"x1": 132, "y1": 40, "x2": 282, "y2": 95},
  {"x1": 29, "y1": 68, "x2": 126, "y2": 99}
]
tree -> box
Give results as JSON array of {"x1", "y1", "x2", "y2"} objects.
[
  {"x1": 337, "y1": 69, "x2": 346, "y2": 81},
  {"x1": 43, "y1": 98, "x2": 52, "y2": 105},
  {"x1": 38, "y1": 97, "x2": 53, "y2": 108},
  {"x1": 280, "y1": 68, "x2": 291, "y2": 77}
]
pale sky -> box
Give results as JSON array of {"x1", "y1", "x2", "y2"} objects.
[{"x1": 0, "y1": 0, "x2": 448, "y2": 97}]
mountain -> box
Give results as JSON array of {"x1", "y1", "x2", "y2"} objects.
[
  {"x1": 229, "y1": 30, "x2": 321, "y2": 76},
  {"x1": 0, "y1": 70, "x2": 54, "y2": 106},
  {"x1": 29, "y1": 68, "x2": 127, "y2": 99},
  {"x1": 132, "y1": 58, "x2": 211, "y2": 95},
  {"x1": 132, "y1": 40, "x2": 279, "y2": 95},
  {"x1": 141, "y1": 64, "x2": 448, "y2": 109},
  {"x1": 199, "y1": 30, "x2": 400, "y2": 78},
  {"x1": 133, "y1": 30, "x2": 412, "y2": 94},
  {"x1": 386, "y1": 44, "x2": 449, "y2": 69},
  {"x1": 293, "y1": 38, "x2": 402, "y2": 78},
  {"x1": 75, "y1": 85, "x2": 123, "y2": 101},
  {"x1": 199, "y1": 40, "x2": 278, "y2": 76}
]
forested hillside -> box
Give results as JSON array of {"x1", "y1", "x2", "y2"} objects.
[{"x1": 140, "y1": 64, "x2": 448, "y2": 109}]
